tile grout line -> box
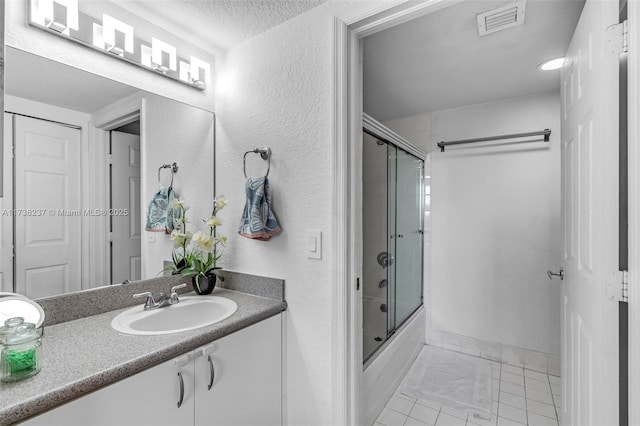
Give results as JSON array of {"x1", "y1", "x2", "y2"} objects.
[{"x1": 523, "y1": 368, "x2": 530, "y2": 426}]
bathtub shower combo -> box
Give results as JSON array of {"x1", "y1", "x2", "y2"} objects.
[{"x1": 362, "y1": 114, "x2": 426, "y2": 365}]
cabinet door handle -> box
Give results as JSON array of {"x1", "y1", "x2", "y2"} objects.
[
  {"x1": 177, "y1": 371, "x2": 185, "y2": 408},
  {"x1": 207, "y1": 355, "x2": 215, "y2": 391}
]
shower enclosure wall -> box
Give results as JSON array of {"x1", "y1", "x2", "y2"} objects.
[{"x1": 362, "y1": 115, "x2": 425, "y2": 364}]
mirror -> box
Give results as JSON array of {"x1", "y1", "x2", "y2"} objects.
[{"x1": 0, "y1": 46, "x2": 215, "y2": 299}]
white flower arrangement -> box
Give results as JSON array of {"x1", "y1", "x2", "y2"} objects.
[{"x1": 166, "y1": 196, "x2": 228, "y2": 291}]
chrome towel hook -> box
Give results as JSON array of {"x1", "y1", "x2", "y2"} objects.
[{"x1": 243, "y1": 146, "x2": 271, "y2": 178}]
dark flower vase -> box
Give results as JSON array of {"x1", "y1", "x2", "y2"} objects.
[{"x1": 192, "y1": 273, "x2": 216, "y2": 295}]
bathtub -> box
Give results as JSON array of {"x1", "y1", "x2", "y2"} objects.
[{"x1": 362, "y1": 306, "x2": 426, "y2": 425}]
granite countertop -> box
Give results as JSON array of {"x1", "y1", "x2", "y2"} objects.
[{"x1": 0, "y1": 288, "x2": 286, "y2": 425}]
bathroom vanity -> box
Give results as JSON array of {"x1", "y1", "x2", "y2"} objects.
[{"x1": 0, "y1": 273, "x2": 286, "y2": 426}]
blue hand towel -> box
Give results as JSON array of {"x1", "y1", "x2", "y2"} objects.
[
  {"x1": 145, "y1": 186, "x2": 181, "y2": 233},
  {"x1": 238, "y1": 176, "x2": 281, "y2": 240}
]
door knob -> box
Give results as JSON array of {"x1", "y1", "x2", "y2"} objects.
[{"x1": 547, "y1": 267, "x2": 564, "y2": 280}]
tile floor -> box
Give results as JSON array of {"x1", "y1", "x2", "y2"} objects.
[{"x1": 374, "y1": 349, "x2": 561, "y2": 426}]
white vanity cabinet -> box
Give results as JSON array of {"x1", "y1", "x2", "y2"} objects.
[
  {"x1": 194, "y1": 314, "x2": 282, "y2": 426},
  {"x1": 22, "y1": 314, "x2": 282, "y2": 426},
  {"x1": 22, "y1": 354, "x2": 195, "y2": 426}
]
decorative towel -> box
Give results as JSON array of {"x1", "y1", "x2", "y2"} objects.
[
  {"x1": 145, "y1": 186, "x2": 181, "y2": 233},
  {"x1": 238, "y1": 176, "x2": 281, "y2": 240}
]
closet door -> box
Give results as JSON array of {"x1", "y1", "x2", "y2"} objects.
[
  {"x1": 393, "y1": 149, "x2": 424, "y2": 327},
  {"x1": 14, "y1": 115, "x2": 82, "y2": 298}
]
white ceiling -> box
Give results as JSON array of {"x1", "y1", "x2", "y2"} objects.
[
  {"x1": 363, "y1": 0, "x2": 586, "y2": 121},
  {"x1": 115, "y1": 0, "x2": 329, "y2": 51}
]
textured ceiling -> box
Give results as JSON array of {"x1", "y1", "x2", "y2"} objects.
[
  {"x1": 363, "y1": 0, "x2": 586, "y2": 121},
  {"x1": 115, "y1": 0, "x2": 329, "y2": 51}
]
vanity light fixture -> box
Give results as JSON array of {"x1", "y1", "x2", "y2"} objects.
[
  {"x1": 30, "y1": 0, "x2": 79, "y2": 35},
  {"x1": 102, "y1": 14, "x2": 134, "y2": 56},
  {"x1": 28, "y1": 0, "x2": 211, "y2": 90},
  {"x1": 539, "y1": 57, "x2": 565, "y2": 71}
]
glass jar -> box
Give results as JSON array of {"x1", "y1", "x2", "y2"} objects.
[{"x1": 1, "y1": 321, "x2": 41, "y2": 382}]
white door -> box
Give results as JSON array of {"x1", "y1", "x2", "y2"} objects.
[
  {"x1": 14, "y1": 115, "x2": 82, "y2": 298},
  {"x1": 560, "y1": 0, "x2": 619, "y2": 424},
  {"x1": 110, "y1": 130, "x2": 141, "y2": 284}
]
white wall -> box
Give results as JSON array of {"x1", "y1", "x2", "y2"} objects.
[
  {"x1": 215, "y1": 1, "x2": 388, "y2": 423},
  {"x1": 141, "y1": 94, "x2": 214, "y2": 279},
  {"x1": 431, "y1": 92, "x2": 562, "y2": 355},
  {"x1": 383, "y1": 112, "x2": 432, "y2": 154}
]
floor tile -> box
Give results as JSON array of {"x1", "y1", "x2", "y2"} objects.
[
  {"x1": 397, "y1": 390, "x2": 418, "y2": 403},
  {"x1": 497, "y1": 403, "x2": 527, "y2": 424},
  {"x1": 500, "y1": 372, "x2": 524, "y2": 386},
  {"x1": 388, "y1": 396, "x2": 416, "y2": 415},
  {"x1": 496, "y1": 416, "x2": 525, "y2": 426},
  {"x1": 500, "y1": 364, "x2": 524, "y2": 376},
  {"x1": 524, "y1": 369, "x2": 548, "y2": 382},
  {"x1": 435, "y1": 412, "x2": 467, "y2": 426},
  {"x1": 548, "y1": 375, "x2": 560, "y2": 386},
  {"x1": 440, "y1": 406, "x2": 468, "y2": 420},
  {"x1": 467, "y1": 413, "x2": 497, "y2": 426},
  {"x1": 405, "y1": 417, "x2": 433, "y2": 426},
  {"x1": 525, "y1": 378, "x2": 551, "y2": 393},
  {"x1": 409, "y1": 404, "x2": 439, "y2": 425},
  {"x1": 498, "y1": 391, "x2": 526, "y2": 410},
  {"x1": 375, "y1": 423, "x2": 386, "y2": 426},
  {"x1": 527, "y1": 412, "x2": 558, "y2": 426},
  {"x1": 526, "y1": 399, "x2": 557, "y2": 419},
  {"x1": 378, "y1": 408, "x2": 409, "y2": 426},
  {"x1": 526, "y1": 389, "x2": 554, "y2": 405},
  {"x1": 416, "y1": 398, "x2": 442, "y2": 410},
  {"x1": 499, "y1": 381, "x2": 525, "y2": 397}
]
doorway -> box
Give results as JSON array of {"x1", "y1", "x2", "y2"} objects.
[
  {"x1": 331, "y1": 0, "x2": 630, "y2": 424},
  {"x1": 110, "y1": 122, "x2": 142, "y2": 284}
]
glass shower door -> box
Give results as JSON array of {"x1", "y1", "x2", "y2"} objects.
[
  {"x1": 393, "y1": 150, "x2": 424, "y2": 326},
  {"x1": 362, "y1": 132, "x2": 389, "y2": 362},
  {"x1": 362, "y1": 129, "x2": 424, "y2": 364}
]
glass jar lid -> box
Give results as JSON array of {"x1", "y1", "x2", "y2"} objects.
[{"x1": 0, "y1": 317, "x2": 38, "y2": 345}]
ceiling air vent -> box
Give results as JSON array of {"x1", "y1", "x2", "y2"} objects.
[{"x1": 477, "y1": 1, "x2": 527, "y2": 36}]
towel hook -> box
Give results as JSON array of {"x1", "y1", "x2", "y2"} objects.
[
  {"x1": 158, "y1": 162, "x2": 179, "y2": 187},
  {"x1": 243, "y1": 147, "x2": 271, "y2": 178}
]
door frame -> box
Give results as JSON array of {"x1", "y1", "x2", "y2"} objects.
[
  {"x1": 331, "y1": 0, "x2": 639, "y2": 424},
  {"x1": 331, "y1": 1, "x2": 457, "y2": 423},
  {"x1": 90, "y1": 92, "x2": 142, "y2": 285},
  {"x1": 627, "y1": 0, "x2": 640, "y2": 424}
]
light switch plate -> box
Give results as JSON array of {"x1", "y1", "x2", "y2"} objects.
[{"x1": 305, "y1": 229, "x2": 322, "y2": 259}]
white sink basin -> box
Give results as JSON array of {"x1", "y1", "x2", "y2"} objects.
[{"x1": 111, "y1": 296, "x2": 238, "y2": 335}]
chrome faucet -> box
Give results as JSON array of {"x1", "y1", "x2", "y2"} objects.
[{"x1": 133, "y1": 283, "x2": 187, "y2": 311}]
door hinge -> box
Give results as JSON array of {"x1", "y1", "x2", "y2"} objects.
[
  {"x1": 107, "y1": 232, "x2": 114, "y2": 242},
  {"x1": 606, "y1": 20, "x2": 628, "y2": 55},
  {"x1": 107, "y1": 154, "x2": 113, "y2": 165},
  {"x1": 606, "y1": 270, "x2": 629, "y2": 303}
]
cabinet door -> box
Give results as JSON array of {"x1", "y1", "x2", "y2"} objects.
[
  {"x1": 194, "y1": 314, "x2": 282, "y2": 426},
  {"x1": 22, "y1": 354, "x2": 195, "y2": 426}
]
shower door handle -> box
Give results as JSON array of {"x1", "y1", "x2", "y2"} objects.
[
  {"x1": 377, "y1": 252, "x2": 394, "y2": 268},
  {"x1": 547, "y1": 267, "x2": 564, "y2": 280}
]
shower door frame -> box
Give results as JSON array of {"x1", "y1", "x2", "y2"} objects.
[{"x1": 362, "y1": 114, "x2": 426, "y2": 366}]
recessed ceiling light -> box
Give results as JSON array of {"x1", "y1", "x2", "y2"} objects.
[{"x1": 539, "y1": 57, "x2": 565, "y2": 71}]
